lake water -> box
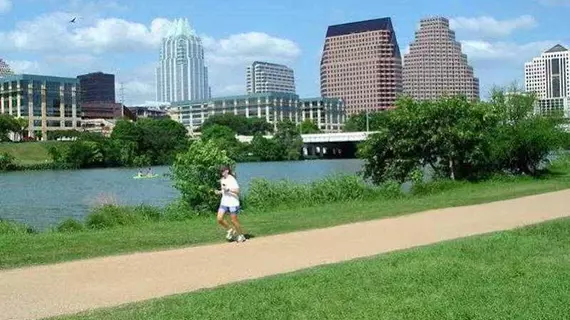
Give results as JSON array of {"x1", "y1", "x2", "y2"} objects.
[{"x1": 0, "y1": 159, "x2": 363, "y2": 230}]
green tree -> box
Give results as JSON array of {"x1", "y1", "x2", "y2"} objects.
[
  {"x1": 201, "y1": 124, "x2": 245, "y2": 160},
  {"x1": 274, "y1": 120, "x2": 303, "y2": 160},
  {"x1": 299, "y1": 119, "x2": 321, "y2": 134},
  {"x1": 359, "y1": 96, "x2": 500, "y2": 183},
  {"x1": 171, "y1": 139, "x2": 235, "y2": 213},
  {"x1": 489, "y1": 88, "x2": 566, "y2": 175},
  {"x1": 201, "y1": 114, "x2": 272, "y2": 135},
  {"x1": 343, "y1": 111, "x2": 389, "y2": 132},
  {"x1": 249, "y1": 134, "x2": 284, "y2": 161},
  {"x1": 0, "y1": 114, "x2": 20, "y2": 141}
]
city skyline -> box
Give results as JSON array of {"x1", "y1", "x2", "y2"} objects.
[{"x1": 0, "y1": 0, "x2": 569, "y2": 105}]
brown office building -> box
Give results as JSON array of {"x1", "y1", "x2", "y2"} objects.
[
  {"x1": 403, "y1": 17, "x2": 479, "y2": 101},
  {"x1": 320, "y1": 17, "x2": 402, "y2": 115}
]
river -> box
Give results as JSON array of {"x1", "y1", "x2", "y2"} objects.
[{"x1": 0, "y1": 159, "x2": 363, "y2": 230}]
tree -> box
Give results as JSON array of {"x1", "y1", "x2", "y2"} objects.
[
  {"x1": 201, "y1": 124, "x2": 245, "y2": 160},
  {"x1": 299, "y1": 119, "x2": 321, "y2": 134},
  {"x1": 171, "y1": 139, "x2": 235, "y2": 213},
  {"x1": 359, "y1": 92, "x2": 567, "y2": 185},
  {"x1": 343, "y1": 111, "x2": 389, "y2": 132},
  {"x1": 488, "y1": 88, "x2": 566, "y2": 175},
  {"x1": 201, "y1": 114, "x2": 272, "y2": 135},
  {"x1": 249, "y1": 134, "x2": 284, "y2": 161},
  {"x1": 274, "y1": 120, "x2": 303, "y2": 161},
  {"x1": 0, "y1": 152, "x2": 15, "y2": 171},
  {"x1": 0, "y1": 114, "x2": 20, "y2": 141},
  {"x1": 360, "y1": 96, "x2": 500, "y2": 183}
]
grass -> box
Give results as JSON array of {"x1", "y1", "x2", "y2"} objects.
[
  {"x1": 0, "y1": 141, "x2": 59, "y2": 165},
  {"x1": 2, "y1": 169, "x2": 570, "y2": 270},
  {"x1": 55, "y1": 217, "x2": 570, "y2": 320}
]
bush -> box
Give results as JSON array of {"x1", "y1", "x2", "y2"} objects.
[
  {"x1": 171, "y1": 139, "x2": 235, "y2": 213},
  {"x1": 85, "y1": 205, "x2": 143, "y2": 230},
  {"x1": 56, "y1": 218, "x2": 85, "y2": 233},
  {"x1": 0, "y1": 152, "x2": 15, "y2": 171},
  {"x1": 0, "y1": 219, "x2": 36, "y2": 235}
]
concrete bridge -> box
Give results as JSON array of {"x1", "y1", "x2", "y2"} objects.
[{"x1": 237, "y1": 131, "x2": 378, "y2": 158}]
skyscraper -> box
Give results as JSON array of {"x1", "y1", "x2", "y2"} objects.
[
  {"x1": 156, "y1": 18, "x2": 210, "y2": 103},
  {"x1": 0, "y1": 59, "x2": 14, "y2": 78},
  {"x1": 525, "y1": 44, "x2": 569, "y2": 116},
  {"x1": 78, "y1": 72, "x2": 115, "y2": 103},
  {"x1": 320, "y1": 17, "x2": 402, "y2": 115},
  {"x1": 246, "y1": 61, "x2": 296, "y2": 94},
  {"x1": 403, "y1": 17, "x2": 479, "y2": 101}
]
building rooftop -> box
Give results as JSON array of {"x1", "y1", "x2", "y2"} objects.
[
  {"x1": 545, "y1": 44, "x2": 568, "y2": 53},
  {"x1": 0, "y1": 74, "x2": 79, "y2": 83},
  {"x1": 171, "y1": 92, "x2": 301, "y2": 106},
  {"x1": 325, "y1": 17, "x2": 401, "y2": 58},
  {"x1": 326, "y1": 17, "x2": 395, "y2": 37}
]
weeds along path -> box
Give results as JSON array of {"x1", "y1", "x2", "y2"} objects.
[{"x1": 1, "y1": 189, "x2": 570, "y2": 320}]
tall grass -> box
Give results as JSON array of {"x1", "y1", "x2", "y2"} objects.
[
  {"x1": 0, "y1": 219, "x2": 36, "y2": 235},
  {"x1": 244, "y1": 174, "x2": 403, "y2": 211}
]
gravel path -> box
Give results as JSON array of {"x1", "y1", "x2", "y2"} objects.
[{"x1": 1, "y1": 190, "x2": 569, "y2": 320}]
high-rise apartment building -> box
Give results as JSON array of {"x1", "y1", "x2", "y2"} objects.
[
  {"x1": 77, "y1": 72, "x2": 115, "y2": 103},
  {"x1": 320, "y1": 17, "x2": 402, "y2": 115},
  {"x1": 0, "y1": 59, "x2": 14, "y2": 78},
  {"x1": 525, "y1": 44, "x2": 569, "y2": 117},
  {"x1": 403, "y1": 17, "x2": 479, "y2": 101},
  {"x1": 246, "y1": 61, "x2": 296, "y2": 94},
  {"x1": 156, "y1": 18, "x2": 211, "y2": 103},
  {"x1": 0, "y1": 74, "x2": 80, "y2": 139}
]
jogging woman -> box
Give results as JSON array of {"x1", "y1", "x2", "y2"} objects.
[{"x1": 215, "y1": 166, "x2": 246, "y2": 243}]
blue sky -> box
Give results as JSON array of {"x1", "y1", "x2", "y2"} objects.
[{"x1": 1, "y1": 0, "x2": 569, "y2": 105}]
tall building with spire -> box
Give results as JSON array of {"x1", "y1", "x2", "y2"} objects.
[
  {"x1": 403, "y1": 17, "x2": 479, "y2": 101},
  {"x1": 156, "y1": 18, "x2": 211, "y2": 103},
  {"x1": 0, "y1": 59, "x2": 14, "y2": 78}
]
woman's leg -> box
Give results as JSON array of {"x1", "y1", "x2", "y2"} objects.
[{"x1": 217, "y1": 207, "x2": 230, "y2": 229}]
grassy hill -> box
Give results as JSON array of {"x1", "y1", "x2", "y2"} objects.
[{"x1": 0, "y1": 141, "x2": 59, "y2": 165}]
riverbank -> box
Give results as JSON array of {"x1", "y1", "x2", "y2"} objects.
[{"x1": 2, "y1": 160, "x2": 570, "y2": 269}]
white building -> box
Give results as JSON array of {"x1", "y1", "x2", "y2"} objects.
[
  {"x1": 525, "y1": 44, "x2": 569, "y2": 117},
  {"x1": 246, "y1": 61, "x2": 296, "y2": 94},
  {"x1": 0, "y1": 59, "x2": 14, "y2": 78},
  {"x1": 156, "y1": 18, "x2": 211, "y2": 103}
]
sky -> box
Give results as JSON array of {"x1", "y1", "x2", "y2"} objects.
[{"x1": 0, "y1": 0, "x2": 569, "y2": 105}]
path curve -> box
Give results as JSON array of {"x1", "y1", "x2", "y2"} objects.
[{"x1": 1, "y1": 190, "x2": 569, "y2": 320}]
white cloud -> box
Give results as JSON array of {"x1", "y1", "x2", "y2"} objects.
[
  {"x1": 7, "y1": 60, "x2": 42, "y2": 74},
  {"x1": 450, "y1": 15, "x2": 537, "y2": 37},
  {"x1": 0, "y1": 0, "x2": 11, "y2": 14},
  {"x1": 202, "y1": 32, "x2": 301, "y2": 66},
  {"x1": 0, "y1": 12, "x2": 301, "y2": 104},
  {"x1": 461, "y1": 40, "x2": 564, "y2": 62}
]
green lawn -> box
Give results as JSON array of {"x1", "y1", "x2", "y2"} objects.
[
  {"x1": 0, "y1": 141, "x2": 58, "y2": 165},
  {"x1": 56, "y1": 217, "x2": 570, "y2": 320},
  {"x1": 2, "y1": 172, "x2": 570, "y2": 269}
]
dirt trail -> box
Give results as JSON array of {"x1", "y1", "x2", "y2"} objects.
[{"x1": 1, "y1": 190, "x2": 569, "y2": 320}]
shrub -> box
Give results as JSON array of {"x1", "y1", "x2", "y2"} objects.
[
  {"x1": 85, "y1": 205, "x2": 143, "y2": 230},
  {"x1": 171, "y1": 139, "x2": 235, "y2": 213},
  {"x1": 56, "y1": 218, "x2": 85, "y2": 233},
  {"x1": 0, "y1": 152, "x2": 15, "y2": 171}
]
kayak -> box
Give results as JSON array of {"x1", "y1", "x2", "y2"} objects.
[{"x1": 133, "y1": 174, "x2": 159, "y2": 179}]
